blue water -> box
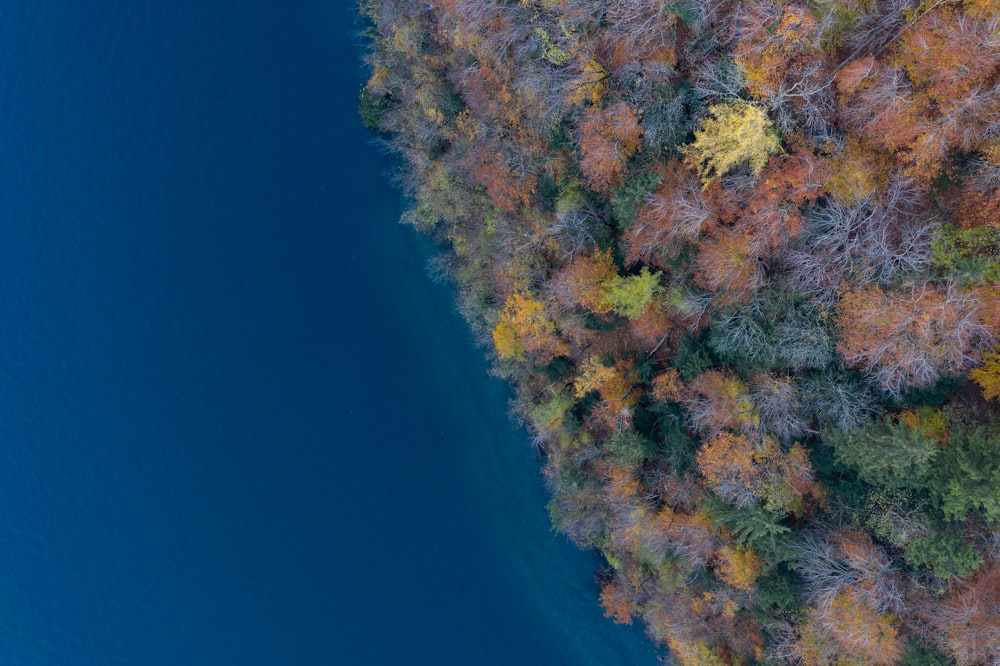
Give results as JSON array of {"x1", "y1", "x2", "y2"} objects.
[{"x1": 0, "y1": 1, "x2": 662, "y2": 664}]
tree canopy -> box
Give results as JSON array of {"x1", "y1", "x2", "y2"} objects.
[{"x1": 360, "y1": 0, "x2": 1000, "y2": 661}]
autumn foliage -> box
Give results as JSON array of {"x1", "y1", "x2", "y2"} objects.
[
  {"x1": 493, "y1": 292, "x2": 568, "y2": 365},
  {"x1": 580, "y1": 102, "x2": 643, "y2": 194},
  {"x1": 836, "y1": 284, "x2": 990, "y2": 398},
  {"x1": 361, "y1": 0, "x2": 1000, "y2": 661},
  {"x1": 970, "y1": 353, "x2": 1000, "y2": 402},
  {"x1": 934, "y1": 560, "x2": 1000, "y2": 664}
]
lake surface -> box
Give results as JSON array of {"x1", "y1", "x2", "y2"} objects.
[{"x1": 0, "y1": 1, "x2": 662, "y2": 663}]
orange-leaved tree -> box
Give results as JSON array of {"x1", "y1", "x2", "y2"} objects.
[
  {"x1": 493, "y1": 292, "x2": 569, "y2": 364},
  {"x1": 683, "y1": 370, "x2": 757, "y2": 436},
  {"x1": 798, "y1": 590, "x2": 902, "y2": 666},
  {"x1": 574, "y1": 356, "x2": 641, "y2": 430},
  {"x1": 625, "y1": 159, "x2": 713, "y2": 268},
  {"x1": 836, "y1": 284, "x2": 991, "y2": 398},
  {"x1": 579, "y1": 101, "x2": 643, "y2": 194},
  {"x1": 599, "y1": 579, "x2": 636, "y2": 625},
  {"x1": 934, "y1": 560, "x2": 1000, "y2": 664},
  {"x1": 549, "y1": 247, "x2": 618, "y2": 314}
]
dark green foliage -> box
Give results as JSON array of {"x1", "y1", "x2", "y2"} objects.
[
  {"x1": 753, "y1": 564, "x2": 804, "y2": 624},
  {"x1": 470, "y1": 284, "x2": 497, "y2": 314},
  {"x1": 832, "y1": 405, "x2": 1000, "y2": 526},
  {"x1": 827, "y1": 416, "x2": 939, "y2": 490},
  {"x1": 632, "y1": 402, "x2": 659, "y2": 438},
  {"x1": 927, "y1": 423, "x2": 1000, "y2": 522},
  {"x1": 900, "y1": 646, "x2": 950, "y2": 666},
  {"x1": 575, "y1": 390, "x2": 600, "y2": 417},
  {"x1": 437, "y1": 88, "x2": 465, "y2": 124},
  {"x1": 540, "y1": 356, "x2": 571, "y2": 382},
  {"x1": 672, "y1": 333, "x2": 716, "y2": 382},
  {"x1": 829, "y1": 477, "x2": 880, "y2": 524},
  {"x1": 807, "y1": 437, "x2": 839, "y2": 481},
  {"x1": 582, "y1": 311, "x2": 620, "y2": 331},
  {"x1": 708, "y1": 306, "x2": 774, "y2": 367},
  {"x1": 862, "y1": 487, "x2": 931, "y2": 549},
  {"x1": 611, "y1": 171, "x2": 663, "y2": 230},
  {"x1": 655, "y1": 404, "x2": 697, "y2": 470},
  {"x1": 896, "y1": 374, "x2": 967, "y2": 410},
  {"x1": 535, "y1": 175, "x2": 560, "y2": 213},
  {"x1": 605, "y1": 429, "x2": 657, "y2": 467},
  {"x1": 707, "y1": 498, "x2": 792, "y2": 564},
  {"x1": 903, "y1": 529, "x2": 982, "y2": 579},
  {"x1": 633, "y1": 357, "x2": 656, "y2": 385},
  {"x1": 545, "y1": 119, "x2": 569, "y2": 151},
  {"x1": 809, "y1": 427, "x2": 918, "y2": 529},
  {"x1": 358, "y1": 87, "x2": 390, "y2": 133}
]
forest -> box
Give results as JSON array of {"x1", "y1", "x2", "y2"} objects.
[{"x1": 358, "y1": 0, "x2": 1000, "y2": 662}]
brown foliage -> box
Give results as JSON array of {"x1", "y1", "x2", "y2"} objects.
[
  {"x1": 826, "y1": 137, "x2": 892, "y2": 205},
  {"x1": 952, "y1": 173, "x2": 1000, "y2": 230},
  {"x1": 549, "y1": 247, "x2": 618, "y2": 313},
  {"x1": 684, "y1": 370, "x2": 756, "y2": 436},
  {"x1": 652, "y1": 369, "x2": 685, "y2": 403},
  {"x1": 696, "y1": 429, "x2": 815, "y2": 513},
  {"x1": 600, "y1": 579, "x2": 636, "y2": 625},
  {"x1": 835, "y1": 57, "x2": 877, "y2": 98},
  {"x1": 472, "y1": 143, "x2": 537, "y2": 213},
  {"x1": 691, "y1": 228, "x2": 764, "y2": 305},
  {"x1": 574, "y1": 357, "x2": 642, "y2": 430},
  {"x1": 839, "y1": 64, "x2": 925, "y2": 158},
  {"x1": 697, "y1": 430, "x2": 764, "y2": 506},
  {"x1": 738, "y1": 150, "x2": 829, "y2": 256},
  {"x1": 666, "y1": 510, "x2": 717, "y2": 573},
  {"x1": 696, "y1": 431, "x2": 760, "y2": 499},
  {"x1": 629, "y1": 301, "x2": 681, "y2": 352},
  {"x1": 791, "y1": 528, "x2": 905, "y2": 664},
  {"x1": 801, "y1": 589, "x2": 902, "y2": 666},
  {"x1": 736, "y1": 3, "x2": 823, "y2": 99},
  {"x1": 601, "y1": 0, "x2": 678, "y2": 72},
  {"x1": 580, "y1": 102, "x2": 643, "y2": 194},
  {"x1": 837, "y1": 7, "x2": 1000, "y2": 182},
  {"x1": 895, "y1": 8, "x2": 1000, "y2": 108},
  {"x1": 935, "y1": 560, "x2": 1000, "y2": 664},
  {"x1": 625, "y1": 159, "x2": 713, "y2": 268},
  {"x1": 836, "y1": 284, "x2": 992, "y2": 397},
  {"x1": 714, "y1": 545, "x2": 762, "y2": 593}
]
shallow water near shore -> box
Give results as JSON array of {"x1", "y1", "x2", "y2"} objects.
[{"x1": 0, "y1": 0, "x2": 662, "y2": 663}]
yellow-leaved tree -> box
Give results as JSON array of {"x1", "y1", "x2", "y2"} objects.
[
  {"x1": 970, "y1": 352, "x2": 1000, "y2": 402},
  {"x1": 681, "y1": 101, "x2": 781, "y2": 183},
  {"x1": 600, "y1": 266, "x2": 661, "y2": 319},
  {"x1": 492, "y1": 292, "x2": 568, "y2": 364}
]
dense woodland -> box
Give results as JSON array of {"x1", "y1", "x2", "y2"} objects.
[{"x1": 358, "y1": 0, "x2": 1000, "y2": 662}]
